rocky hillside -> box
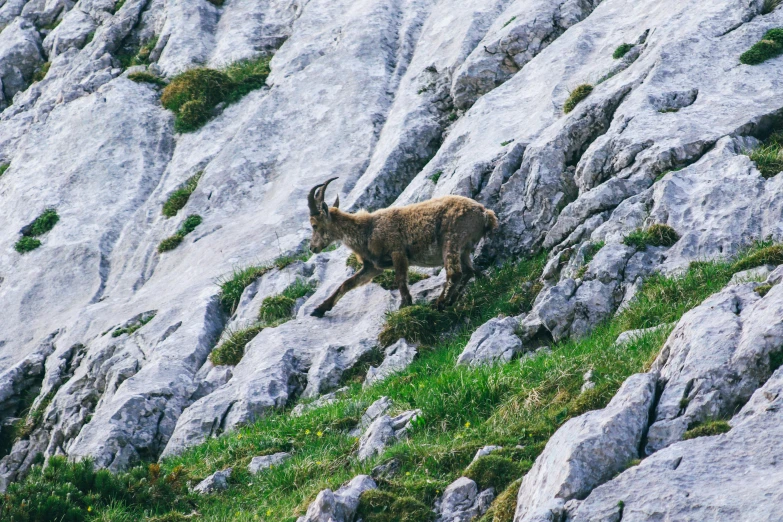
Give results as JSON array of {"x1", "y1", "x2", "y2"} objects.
[{"x1": 1, "y1": 0, "x2": 783, "y2": 519}]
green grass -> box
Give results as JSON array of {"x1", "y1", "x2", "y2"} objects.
[
  {"x1": 116, "y1": 37, "x2": 158, "y2": 69},
  {"x1": 15, "y1": 236, "x2": 42, "y2": 253},
  {"x1": 32, "y1": 61, "x2": 51, "y2": 82},
  {"x1": 682, "y1": 420, "x2": 731, "y2": 440},
  {"x1": 429, "y1": 171, "x2": 442, "y2": 184},
  {"x1": 128, "y1": 72, "x2": 167, "y2": 87},
  {"x1": 113, "y1": 0, "x2": 126, "y2": 13},
  {"x1": 0, "y1": 163, "x2": 8, "y2": 177},
  {"x1": 14, "y1": 208, "x2": 59, "y2": 254},
  {"x1": 756, "y1": 284, "x2": 773, "y2": 297},
  {"x1": 764, "y1": 0, "x2": 783, "y2": 14},
  {"x1": 746, "y1": 130, "x2": 783, "y2": 178},
  {"x1": 258, "y1": 279, "x2": 316, "y2": 323},
  {"x1": 740, "y1": 28, "x2": 783, "y2": 65},
  {"x1": 111, "y1": 313, "x2": 156, "y2": 338},
  {"x1": 158, "y1": 215, "x2": 202, "y2": 253},
  {"x1": 161, "y1": 56, "x2": 271, "y2": 132},
  {"x1": 612, "y1": 43, "x2": 634, "y2": 59},
  {"x1": 563, "y1": 84, "x2": 593, "y2": 114},
  {"x1": 502, "y1": 16, "x2": 516, "y2": 28},
  {"x1": 6, "y1": 244, "x2": 780, "y2": 522},
  {"x1": 345, "y1": 253, "x2": 432, "y2": 290},
  {"x1": 731, "y1": 243, "x2": 783, "y2": 271},
  {"x1": 622, "y1": 224, "x2": 679, "y2": 250},
  {"x1": 465, "y1": 455, "x2": 530, "y2": 492},
  {"x1": 210, "y1": 324, "x2": 265, "y2": 366}
]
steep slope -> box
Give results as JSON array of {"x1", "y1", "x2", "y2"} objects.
[{"x1": 0, "y1": 0, "x2": 782, "y2": 518}]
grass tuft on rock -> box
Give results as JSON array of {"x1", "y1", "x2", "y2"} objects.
[
  {"x1": 32, "y1": 61, "x2": 51, "y2": 82},
  {"x1": 731, "y1": 244, "x2": 783, "y2": 271},
  {"x1": 161, "y1": 56, "x2": 271, "y2": 132},
  {"x1": 0, "y1": 163, "x2": 8, "y2": 177},
  {"x1": 158, "y1": 215, "x2": 203, "y2": 253},
  {"x1": 746, "y1": 130, "x2": 783, "y2": 178},
  {"x1": 563, "y1": 84, "x2": 593, "y2": 114},
  {"x1": 764, "y1": 0, "x2": 783, "y2": 14},
  {"x1": 210, "y1": 324, "x2": 265, "y2": 366},
  {"x1": 163, "y1": 172, "x2": 202, "y2": 217},
  {"x1": 756, "y1": 284, "x2": 773, "y2": 297},
  {"x1": 478, "y1": 478, "x2": 522, "y2": 522},
  {"x1": 112, "y1": 312, "x2": 156, "y2": 338},
  {"x1": 14, "y1": 236, "x2": 42, "y2": 254},
  {"x1": 128, "y1": 72, "x2": 167, "y2": 86},
  {"x1": 740, "y1": 28, "x2": 783, "y2": 65},
  {"x1": 612, "y1": 43, "x2": 634, "y2": 59},
  {"x1": 15, "y1": 208, "x2": 59, "y2": 254},
  {"x1": 683, "y1": 419, "x2": 731, "y2": 440},
  {"x1": 346, "y1": 253, "x2": 431, "y2": 289},
  {"x1": 622, "y1": 224, "x2": 679, "y2": 250},
  {"x1": 465, "y1": 455, "x2": 530, "y2": 492}
]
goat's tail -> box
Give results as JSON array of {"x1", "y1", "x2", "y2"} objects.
[{"x1": 483, "y1": 209, "x2": 499, "y2": 233}]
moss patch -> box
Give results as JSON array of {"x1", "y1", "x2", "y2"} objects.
[
  {"x1": 740, "y1": 28, "x2": 783, "y2": 65},
  {"x1": 0, "y1": 163, "x2": 8, "y2": 177},
  {"x1": 158, "y1": 214, "x2": 203, "y2": 253},
  {"x1": 356, "y1": 490, "x2": 434, "y2": 522},
  {"x1": 612, "y1": 43, "x2": 634, "y2": 59},
  {"x1": 756, "y1": 284, "x2": 773, "y2": 297},
  {"x1": 622, "y1": 224, "x2": 679, "y2": 250},
  {"x1": 161, "y1": 56, "x2": 271, "y2": 132},
  {"x1": 563, "y1": 84, "x2": 593, "y2": 114},
  {"x1": 465, "y1": 455, "x2": 530, "y2": 492},
  {"x1": 15, "y1": 208, "x2": 59, "y2": 254},
  {"x1": 478, "y1": 478, "x2": 521, "y2": 522},
  {"x1": 14, "y1": 236, "x2": 42, "y2": 254},
  {"x1": 128, "y1": 72, "x2": 168, "y2": 86},
  {"x1": 32, "y1": 61, "x2": 51, "y2": 83},
  {"x1": 683, "y1": 420, "x2": 731, "y2": 440},
  {"x1": 112, "y1": 312, "x2": 156, "y2": 338},
  {"x1": 345, "y1": 253, "x2": 432, "y2": 289}
]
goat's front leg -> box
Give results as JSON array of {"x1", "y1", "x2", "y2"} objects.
[
  {"x1": 392, "y1": 252, "x2": 413, "y2": 309},
  {"x1": 311, "y1": 263, "x2": 383, "y2": 317}
]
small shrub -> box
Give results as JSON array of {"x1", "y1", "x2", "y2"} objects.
[
  {"x1": 732, "y1": 244, "x2": 783, "y2": 271},
  {"x1": 622, "y1": 224, "x2": 679, "y2": 250},
  {"x1": 465, "y1": 455, "x2": 528, "y2": 492},
  {"x1": 157, "y1": 235, "x2": 183, "y2": 253},
  {"x1": 379, "y1": 305, "x2": 452, "y2": 347},
  {"x1": 179, "y1": 214, "x2": 202, "y2": 235},
  {"x1": 756, "y1": 284, "x2": 773, "y2": 297},
  {"x1": 210, "y1": 324, "x2": 264, "y2": 365},
  {"x1": 27, "y1": 208, "x2": 60, "y2": 236},
  {"x1": 429, "y1": 170, "x2": 442, "y2": 184},
  {"x1": 161, "y1": 56, "x2": 271, "y2": 132},
  {"x1": 32, "y1": 61, "x2": 51, "y2": 82},
  {"x1": 258, "y1": 279, "x2": 315, "y2": 322},
  {"x1": 15, "y1": 236, "x2": 41, "y2": 253},
  {"x1": 740, "y1": 28, "x2": 783, "y2": 65},
  {"x1": 163, "y1": 172, "x2": 202, "y2": 217},
  {"x1": 682, "y1": 419, "x2": 731, "y2": 440},
  {"x1": 0, "y1": 163, "x2": 8, "y2": 177},
  {"x1": 613, "y1": 43, "x2": 634, "y2": 59},
  {"x1": 219, "y1": 266, "x2": 274, "y2": 314},
  {"x1": 563, "y1": 84, "x2": 593, "y2": 114},
  {"x1": 356, "y1": 490, "x2": 433, "y2": 522},
  {"x1": 128, "y1": 72, "x2": 167, "y2": 86}
]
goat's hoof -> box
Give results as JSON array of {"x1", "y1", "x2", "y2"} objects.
[{"x1": 310, "y1": 308, "x2": 326, "y2": 318}]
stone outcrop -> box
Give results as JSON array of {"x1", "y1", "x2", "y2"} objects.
[
  {"x1": 296, "y1": 475, "x2": 377, "y2": 522},
  {"x1": 435, "y1": 476, "x2": 495, "y2": 522}
]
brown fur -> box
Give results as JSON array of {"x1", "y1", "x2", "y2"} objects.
[{"x1": 307, "y1": 178, "x2": 498, "y2": 317}]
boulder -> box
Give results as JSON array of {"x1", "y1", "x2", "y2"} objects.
[
  {"x1": 364, "y1": 338, "x2": 417, "y2": 387},
  {"x1": 435, "y1": 476, "x2": 495, "y2": 522},
  {"x1": 193, "y1": 468, "x2": 232, "y2": 494},
  {"x1": 296, "y1": 475, "x2": 377, "y2": 522},
  {"x1": 248, "y1": 452, "x2": 291, "y2": 474},
  {"x1": 358, "y1": 409, "x2": 421, "y2": 461},
  {"x1": 457, "y1": 316, "x2": 523, "y2": 366}
]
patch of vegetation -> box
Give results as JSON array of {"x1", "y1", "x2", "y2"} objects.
[
  {"x1": 162, "y1": 172, "x2": 202, "y2": 217},
  {"x1": 113, "y1": 0, "x2": 126, "y2": 14},
  {"x1": 379, "y1": 254, "x2": 546, "y2": 347},
  {"x1": 207, "y1": 0, "x2": 225, "y2": 6},
  {"x1": 37, "y1": 19, "x2": 61, "y2": 31},
  {"x1": 502, "y1": 16, "x2": 516, "y2": 28},
  {"x1": 116, "y1": 36, "x2": 158, "y2": 69},
  {"x1": 15, "y1": 208, "x2": 60, "y2": 254},
  {"x1": 8, "y1": 244, "x2": 781, "y2": 522},
  {"x1": 732, "y1": 244, "x2": 783, "y2": 271},
  {"x1": 356, "y1": 490, "x2": 433, "y2": 522},
  {"x1": 756, "y1": 284, "x2": 773, "y2": 297},
  {"x1": 210, "y1": 324, "x2": 265, "y2": 366},
  {"x1": 0, "y1": 163, "x2": 8, "y2": 177},
  {"x1": 0, "y1": 456, "x2": 190, "y2": 522},
  {"x1": 161, "y1": 56, "x2": 271, "y2": 132},
  {"x1": 763, "y1": 0, "x2": 783, "y2": 14},
  {"x1": 128, "y1": 72, "x2": 167, "y2": 86},
  {"x1": 465, "y1": 455, "x2": 530, "y2": 492},
  {"x1": 746, "y1": 130, "x2": 783, "y2": 178},
  {"x1": 111, "y1": 312, "x2": 156, "y2": 338},
  {"x1": 622, "y1": 224, "x2": 679, "y2": 250},
  {"x1": 500, "y1": 140, "x2": 513, "y2": 146},
  {"x1": 259, "y1": 279, "x2": 316, "y2": 323},
  {"x1": 563, "y1": 84, "x2": 593, "y2": 114},
  {"x1": 477, "y1": 478, "x2": 521, "y2": 522},
  {"x1": 14, "y1": 236, "x2": 42, "y2": 254},
  {"x1": 740, "y1": 28, "x2": 783, "y2": 65},
  {"x1": 612, "y1": 43, "x2": 634, "y2": 59},
  {"x1": 683, "y1": 419, "x2": 731, "y2": 440},
  {"x1": 659, "y1": 107, "x2": 679, "y2": 113},
  {"x1": 158, "y1": 214, "x2": 203, "y2": 253},
  {"x1": 32, "y1": 61, "x2": 51, "y2": 83},
  {"x1": 429, "y1": 171, "x2": 442, "y2": 184},
  {"x1": 346, "y1": 253, "x2": 432, "y2": 289}
]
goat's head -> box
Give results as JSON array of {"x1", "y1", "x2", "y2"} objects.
[{"x1": 307, "y1": 177, "x2": 339, "y2": 253}]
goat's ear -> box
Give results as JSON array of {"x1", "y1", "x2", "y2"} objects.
[{"x1": 333, "y1": 195, "x2": 339, "y2": 209}]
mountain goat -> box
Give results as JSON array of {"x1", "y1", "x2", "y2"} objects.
[{"x1": 307, "y1": 177, "x2": 498, "y2": 317}]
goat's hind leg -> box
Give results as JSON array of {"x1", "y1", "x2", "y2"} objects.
[
  {"x1": 451, "y1": 248, "x2": 476, "y2": 303},
  {"x1": 311, "y1": 264, "x2": 383, "y2": 317},
  {"x1": 392, "y1": 252, "x2": 413, "y2": 309},
  {"x1": 436, "y1": 248, "x2": 463, "y2": 311}
]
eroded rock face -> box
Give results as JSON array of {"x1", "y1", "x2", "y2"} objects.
[
  {"x1": 357, "y1": 409, "x2": 420, "y2": 461},
  {"x1": 457, "y1": 315, "x2": 522, "y2": 366},
  {"x1": 435, "y1": 476, "x2": 494, "y2": 522},
  {"x1": 514, "y1": 373, "x2": 656, "y2": 522},
  {"x1": 296, "y1": 474, "x2": 377, "y2": 522},
  {"x1": 364, "y1": 339, "x2": 417, "y2": 387}
]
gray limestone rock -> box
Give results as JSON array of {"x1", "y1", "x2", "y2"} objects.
[
  {"x1": 364, "y1": 339, "x2": 418, "y2": 387},
  {"x1": 296, "y1": 474, "x2": 377, "y2": 522},
  {"x1": 193, "y1": 467, "x2": 232, "y2": 494},
  {"x1": 357, "y1": 409, "x2": 421, "y2": 461},
  {"x1": 457, "y1": 316, "x2": 522, "y2": 366},
  {"x1": 248, "y1": 452, "x2": 291, "y2": 474},
  {"x1": 435, "y1": 476, "x2": 495, "y2": 522}
]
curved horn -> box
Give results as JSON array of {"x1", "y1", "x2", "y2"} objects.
[
  {"x1": 318, "y1": 177, "x2": 339, "y2": 204},
  {"x1": 308, "y1": 184, "x2": 321, "y2": 216}
]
